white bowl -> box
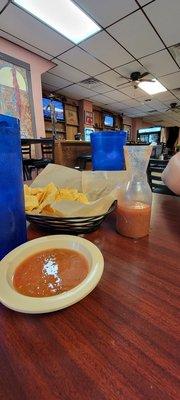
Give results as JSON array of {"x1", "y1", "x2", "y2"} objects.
[{"x1": 0, "y1": 235, "x2": 104, "y2": 314}]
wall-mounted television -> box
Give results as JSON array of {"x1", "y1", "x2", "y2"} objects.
[
  {"x1": 104, "y1": 114, "x2": 114, "y2": 127},
  {"x1": 42, "y1": 97, "x2": 64, "y2": 121}
]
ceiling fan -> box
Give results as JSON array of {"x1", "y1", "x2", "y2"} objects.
[
  {"x1": 165, "y1": 102, "x2": 180, "y2": 112},
  {"x1": 117, "y1": 71, "x2": 155, "y2": 88}
]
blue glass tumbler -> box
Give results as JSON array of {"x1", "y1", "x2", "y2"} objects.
[
  {"x1": 91, "y1": 131, "x2": 127, "y2": 171},
  {"x1": 0, "y1": 114, "x2": 27, "y2": 260}
]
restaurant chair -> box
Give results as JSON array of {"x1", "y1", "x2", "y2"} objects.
[
  {"x1": 21, "y1": 144, "x2": 36, "y2": 180},
  {"x1": 147, "y1": 159, "x2": 175, "y2": 195},
  {"x1": 32, "y1": 139, "x2": 55, "y2": 174}
]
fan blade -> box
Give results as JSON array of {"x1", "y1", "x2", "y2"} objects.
[
  {"x1": 140, "y1": 79, "x2": 155, "y2": 82},
  {"x1": 140, "y1": 72, "x2": 150, "y2": 78}
]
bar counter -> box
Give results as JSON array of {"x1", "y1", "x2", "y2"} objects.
[{"x1": 55, "y1": 140, "x2": 91, "y2": 169}]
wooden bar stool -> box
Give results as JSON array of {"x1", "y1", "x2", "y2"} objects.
[{"x1": 76, "y1": 154, "x2": 92, "y2": 170}]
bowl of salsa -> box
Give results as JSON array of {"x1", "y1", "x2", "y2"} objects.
[{"x1": 0, "y1": 235, "x2": 104, "y2": 314}]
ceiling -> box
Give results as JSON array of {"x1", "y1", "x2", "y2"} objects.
[{"x1": 0, "y1": 0, "x2": 180, "y2": 126}]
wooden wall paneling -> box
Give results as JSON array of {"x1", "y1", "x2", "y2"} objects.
[
  {"x1": 93, "y1": 109, "x2": 102, "y2": 129},
  {"x1": 66, "y1": 125, "x2": 78, "y2": 140},
  {"x1": 65, "y1": 104, "x2": 78, "y2": 126}
]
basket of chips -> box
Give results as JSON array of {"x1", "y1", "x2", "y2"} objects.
[
  {"x1": 24, "y1": 183, "x2": 116, "y2": 234},
  {"x1": 24, "y1": 164, "x2": 128, "y2": 234}
]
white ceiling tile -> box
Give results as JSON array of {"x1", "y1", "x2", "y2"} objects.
[
  {"x1": 129, "y1": 111, "x2": 148, "y2": 116},
  {"x1": 88, "y1": 94, "x2": 115, "y2": 104},
  {"x1": 159, "y1": 72, "x2": 180, "y2": 89},
  {"x1": 144, "y1": 0, "x2": 180, "y2": 47},
  {"x1": 140, "y1": 50, "x2": 179, "y2": 77},
  {"x1": 115, "y1": 60, "x2": 146, "y2": 78},
  {"x1": 122, "y1": 98, "x2": 143, "y2": 107},
  {"x1": 59, "y1": 47, "x2": 109, "y2": 75},
  {"x1": 92, "y1": 101, "x2": 105, "y2": 107},
  {"x1": 100, "y1": 104, "x2": 114, "y2": 110},
  {"x1": 41, "y1": 73, "x2": 71, "y2": 88},
  {"x1": 0, "y1": 1, "x2": 9, "y2": 12},
  {"x1": 109, "y1": 102, "x2": 129, "y2": 110},
  {"x1": 171, "y1": 89, "x2": 180, "y2": 100},
  {"x1": 0, "y1": 30, "x2": 52, "y2": 59},
  {"x1": 105, "y1": 90, "x2": 130, "y2": 101},
  {"x1": 96, "y1": 70, "x2": 128, "y2": 89},
  {"x1": 138, "y1": 0, "x2": 153, "y2": 5},
  {"x1": 50, "y1": 59, "x2": 90, "y2": 83},
  {"x1": 107, "y1": 10, "x2": 164, "y2": 58},
  {"x1": 154, "y1": 91, "x2": 178, "y2": 101},
  {"x1": 142, "y1": 99, "x2": 168, "y2": 111},
  {"x1": 92, "y1": 83, "x2": 113, "y2": 94},
  {"x1": 56, "y1": 84, "x2": 96, "y2": 100},
  {"x1": 120, "y1": 84, "x2": 148, "y2": 98},
  {"x1": 80, "y1": 31, "x2": 133, "y2": 68},
  {"x1": 74, "y1": 0, "x2": 138, "y2": 27},
  {"x1": 121, "y1": 107, "x2": 138, "y2": 114},
  {"x1": 79, "y1": 81, "x2": 112, "y2": 94},
  {"x1": 168, "y1": 45, "x2": 180, "y2": 67},
  {"x1": 0, "y1": 4, "x2": 73, "y2": 56},
  {"x1": 129, "y1": 109, "x2": 147, "y2": 115},
  {"x1": 134, "y1": 104, "x2": 156, "y2": 112},
  {"x1": 159, "y1": 100, "x2": 180, "y2": 108}
]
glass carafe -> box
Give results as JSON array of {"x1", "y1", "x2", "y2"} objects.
[{"x1": 116, "y1": 145, "x2": 152, "y2": 239}]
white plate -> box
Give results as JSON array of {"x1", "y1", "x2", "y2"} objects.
[{"x1": 0, "y1": 235, "x2": 104, "y2": 314}]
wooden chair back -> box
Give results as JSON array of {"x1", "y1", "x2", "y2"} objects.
[
  {"x1": 41, "y1": 139, "x2": 54, "y2": 162},
  {"x1": 21, "y1": 144, "x2": 31, "y2": 159}
]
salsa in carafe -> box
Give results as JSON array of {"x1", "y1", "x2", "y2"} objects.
[{"x1": 116, "y1": 146, "x2": 152, "y2": 239}]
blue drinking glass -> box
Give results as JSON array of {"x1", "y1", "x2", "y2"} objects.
[
  {"x1": 0, "y1": 114, "x2": 27, "y2": 260},
  {"x1": 91, "y1": 131, "x2": 127, "y2": 171}
]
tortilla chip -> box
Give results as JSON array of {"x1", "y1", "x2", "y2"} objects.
[
  {"x1": 30, "y1": 187, "x2": 44, "y2": 195},
  {"x1": 75, "y1": 193, "x2": 89, "y2": 204},
  {"x1": 25, "y1": 195, "x2": 39, "y2": 211},
  {"x1": 24, "y1": 182, "x2": 88, "y2": 215},
  {"x1": 37, "y1": 189, "x2": 58, "y2": 212},
  {"x1": 24, "y1": 184, "x2": 31, "y2": 195},
  {"x1": 41, "y1": 204, "x2": 63, "y2": 216}
]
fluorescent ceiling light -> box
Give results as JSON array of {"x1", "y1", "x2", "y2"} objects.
[
  {"x1": 138, "y1": 79, "x2": 167, "y2": 95},
  {"x1": 13, "y1": 0, "x2": 101, "y2": 44}
]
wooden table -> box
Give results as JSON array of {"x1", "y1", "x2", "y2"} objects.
[{"x1": 0, "y1": 194, "x2": 179, "y2": 400}]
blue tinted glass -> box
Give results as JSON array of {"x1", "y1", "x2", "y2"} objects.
[
  {"x1": 0, "y1": 114, "x2": 27, "y2": 259},
  {"x1": 91, "y1": 131, "x2": 127, "y2": 171}
]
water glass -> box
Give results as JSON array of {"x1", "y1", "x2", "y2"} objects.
[
  {"x1": 0, "y1": 114, "x2": 27, "y2": 260},
  {"x1": 91, "y1": 131, "x2": 127, "y2": 170}
]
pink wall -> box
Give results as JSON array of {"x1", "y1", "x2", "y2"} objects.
[
  {"x1": 0, "y1": 38, "x2": 55, "y2": 137},
  {"x1": 123, "y1": 116, "x2": 155, "y2": 140},
  {"x1": 131, "y1": 118, "x2": 156, "y2": 140}
]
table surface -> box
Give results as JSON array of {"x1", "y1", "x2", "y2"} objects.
[{"x1": 0, "y1": 194, "x2": 179, "y2": 400}]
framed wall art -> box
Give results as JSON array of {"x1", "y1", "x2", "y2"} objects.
[{"x1": 0, "y1": 52, "x2": 36, "y2": 137}]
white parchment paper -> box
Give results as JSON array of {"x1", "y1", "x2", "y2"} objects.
[{"x1": 30, "y1": 164, "x2": 129, "y2": 217}]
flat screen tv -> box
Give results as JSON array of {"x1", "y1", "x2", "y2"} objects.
[
  {"x1": 42, "y1": 97, "x2": 64, "y2": 121},
  {"x1": 104, "y1": 114, "x2": 114, "y2": 127}
]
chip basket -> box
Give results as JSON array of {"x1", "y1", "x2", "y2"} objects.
[{"x1": 26, "y1": 201, "x2": 116, "y2": 234}]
